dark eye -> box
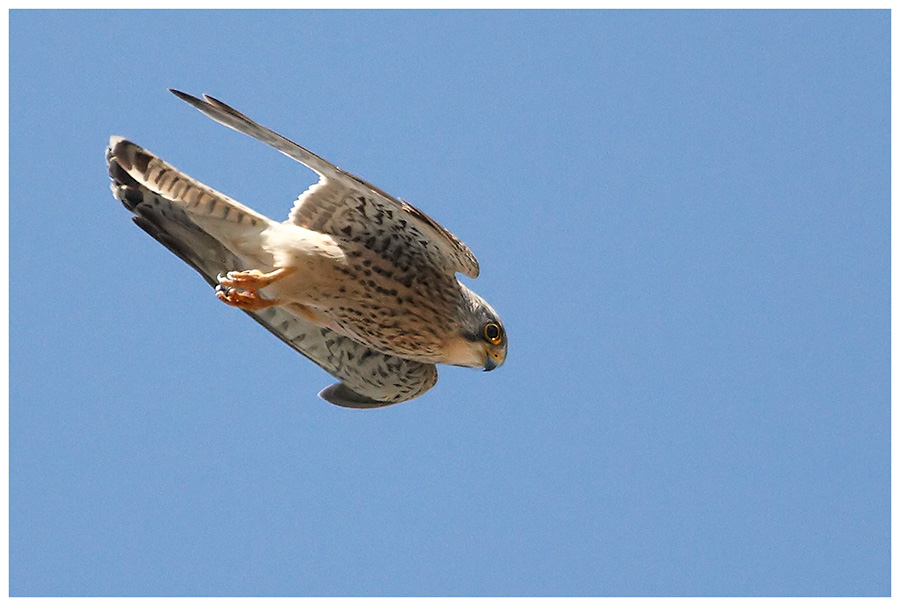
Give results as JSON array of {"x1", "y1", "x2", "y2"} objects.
[{"x1": 484, "y1": 322, "x2": 502, "y2": 345}]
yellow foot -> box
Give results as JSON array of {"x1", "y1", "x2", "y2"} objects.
[
  {"x1": 218, "y1": 267, "x2": 294, "y2": 290},
  {"x1": 214, "y1": 267, "x2": 294, "y2": 312},
  {"x1": 215, "y1": 284, "x2": 279, "y2": 311}
]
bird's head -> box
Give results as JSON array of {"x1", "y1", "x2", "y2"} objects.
[{"x1": 443, "y1": 287, "x2": 508, "y2": 371}]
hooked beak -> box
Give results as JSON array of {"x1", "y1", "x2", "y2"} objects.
[{"x1": 483, "y1": 347, "x2": 506, "y2": 372}]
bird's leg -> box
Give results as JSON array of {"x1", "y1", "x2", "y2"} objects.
[{"x1": 215, "y1": 267, "x2": 295, "y2": 312}]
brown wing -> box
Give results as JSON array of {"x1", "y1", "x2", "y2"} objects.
[{"x1": 170, "y1": 89, "x2": 480, "y2": 279}]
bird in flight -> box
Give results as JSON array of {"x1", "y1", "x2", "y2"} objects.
[{"x1": 106, "y1": 90, "x2": 507, "y2": 408}]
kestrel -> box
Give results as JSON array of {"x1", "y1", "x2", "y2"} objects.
[{"x1": 106, "y1": 90, "x2": 507, "y2": 408}]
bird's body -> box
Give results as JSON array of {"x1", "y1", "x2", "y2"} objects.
[
  {"x1": 107, "y1": 90, "x2": 506, "y2": 408},
  {"x1": 255, "y1": 220, "x2": 480, "y2": 366}
]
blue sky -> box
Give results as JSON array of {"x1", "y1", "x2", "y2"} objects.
[{"x1": 9, "y1": 10, "x2": 889, "y2": 597}]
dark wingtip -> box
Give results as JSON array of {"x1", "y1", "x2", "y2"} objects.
[
  {"x1": 169, "y1": 88, "x2": 208, "y2": 110},
  {"x1": 318, "y1": 383, "x2": 397, "y2": 409},
  {"x1": 169, "y1": 89, "x2": 243, "y2": 121}
]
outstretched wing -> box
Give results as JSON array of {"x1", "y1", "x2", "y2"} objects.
[
  {"x1": 170, "y1": 89, "x2": 481, "y2": 279},
  {"x1": 107, "y1": 137, "x2": 437, "y2": 408}
]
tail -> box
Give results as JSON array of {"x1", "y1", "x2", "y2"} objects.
[
  {"x1": 108, "y1": 137, "x2": 234, "y2": 283},
  {"x1": 107, "y1": 137, "x2": 275, "y2": 255}
]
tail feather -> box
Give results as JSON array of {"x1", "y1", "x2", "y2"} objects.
[
  {"x1": 108, "y1": 136, "x2": 277, "y2": 268},
  {"x1": 107, "y1": 141, "x2": 240, "y2": 284},
  {"x1": 108, "y1": 136, "x2": 271, "y2": 228}
]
